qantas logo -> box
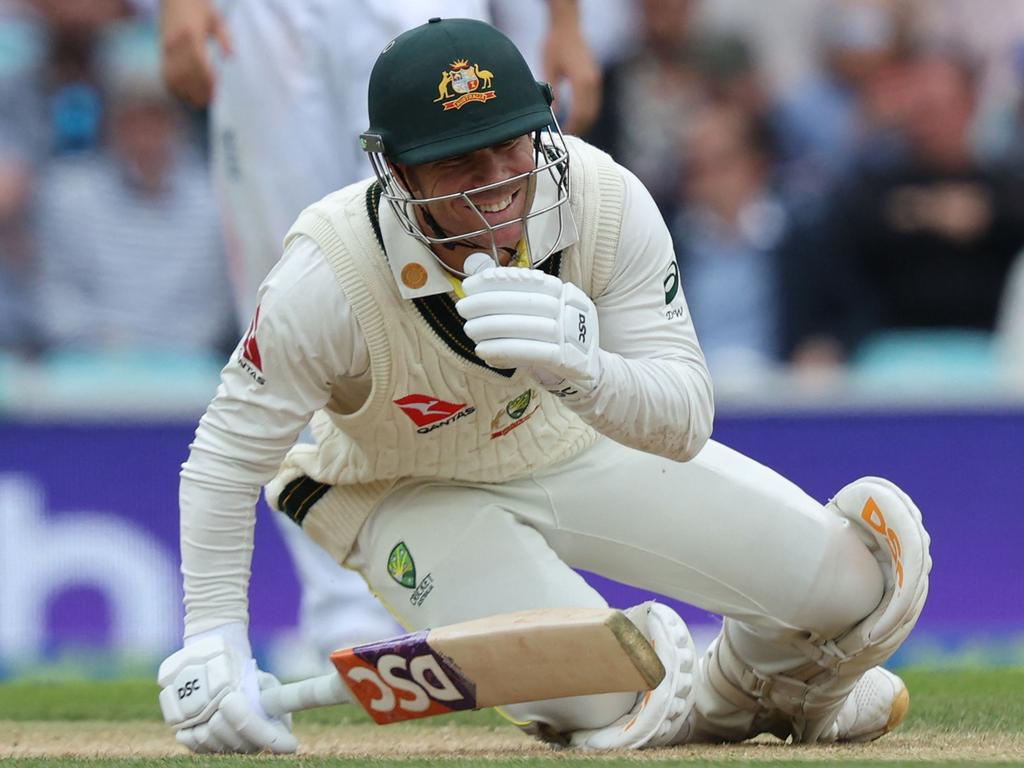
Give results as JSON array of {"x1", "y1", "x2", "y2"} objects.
[
  {"x1": 394, "y1": 394, "x2": 476, "y2": 434},
  {"x1": 237, "y1": 305, "x2": 266, "y2": 385},
  {"x1": 242, "y1": 306, "x2": 262, "y2": 370}
]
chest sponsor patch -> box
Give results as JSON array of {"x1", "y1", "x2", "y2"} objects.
[
  {"x1": 490, "y1": 389, "x2": 540, "y2": 439},
  {"x1": 394, "y1": 394, "x2": 476, "y2": 434}
]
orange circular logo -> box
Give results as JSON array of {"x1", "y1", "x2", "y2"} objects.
[{"x1": 401, "y1": 263, "x2": 428, "y2": 289}]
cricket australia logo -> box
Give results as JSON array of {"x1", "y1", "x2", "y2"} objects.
[
  {"x1": 434, "y1": 58, "x2": 496, "y2": 111},
  {"x1": 387, "y1": 542, "x2": 416, "y2": 588},
  {"x1": 490, "y1": 389, "x2": 540, "y2": 439},
  {"x1": 387, "y1": 541, "x2": 435, "y2": 605}
]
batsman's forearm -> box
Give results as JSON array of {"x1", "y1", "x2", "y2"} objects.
[
  {"x1": 562, "y1": 353, "x2": 714, "y2": 462},
  {"x1": 179, "y1": 447, "x2": 265, "y2": 637}
]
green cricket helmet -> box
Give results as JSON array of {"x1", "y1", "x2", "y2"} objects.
[{"x1": 361, "y1": 17, "x2": 571, "y2": 272}]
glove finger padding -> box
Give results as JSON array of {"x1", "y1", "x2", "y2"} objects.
[
  {"x1": 175, "y1": 727, "x2": 206, "y2": 753},
  {"x1": 220, "y1": 689, "x2": 298, "y2": 754},
  {"x1": 464, "y1": 314, "x2": 561, "y2": 344},
  {"x1": 461, "y1": 266, "x2": 563, "y2": 297},
  {"x1": 256, "y1": 670, "x2": 294, "y2": 732},
  {"x1": 475, "y1": 339, "x2": 562, "y2": 369},
  {"x1": 457, "y1": 291, "x2": 561, "y2": 321},
  {"x1": 205, "y1": 710, "x2": 252, "y2": 753},
  {"x1": 569, "y1": 603, "x2": 697, "y2": 749},
  {"x1": 187, "y1": 719, "x2": 230, "y2": 754}
]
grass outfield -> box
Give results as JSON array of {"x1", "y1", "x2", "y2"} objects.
[{"x1": 1, "y1": 668, "x2": 1022, "y2": 766}]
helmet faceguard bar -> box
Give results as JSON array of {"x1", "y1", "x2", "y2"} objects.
[{"x1": 363, "y1": 121, "x2": 572, "y2": 276}]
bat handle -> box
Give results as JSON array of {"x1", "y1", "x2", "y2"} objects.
[{"x1": 260, "y1": 671, "x2": 351, "y2": 717}]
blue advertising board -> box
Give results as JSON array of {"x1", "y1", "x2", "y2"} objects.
[{"x1": 1, "y1": 409, "x2": 1021, "y2": 675}]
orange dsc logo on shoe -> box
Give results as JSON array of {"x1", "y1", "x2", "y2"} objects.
[{"x1": 861, "y1": 497, "x2": 904, "y2": 589}]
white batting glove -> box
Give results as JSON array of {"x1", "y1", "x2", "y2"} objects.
[
  {"x1": 457, "y1": 267, "x2": 603, "y2": 393},
  {"x1": 157, "y1": 625, "x2": 297, "y2": 754}
]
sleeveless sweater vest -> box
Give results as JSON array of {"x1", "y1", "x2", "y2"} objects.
[{"x1": 266, "y1": 137, "x2": 626, "y2": 563}]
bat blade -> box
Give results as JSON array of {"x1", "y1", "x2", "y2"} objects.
[{"x1": 330, "y1": 607, "x2": 664, "y2": 725}]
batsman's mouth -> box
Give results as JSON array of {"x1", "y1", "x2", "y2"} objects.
[{"x1": 466, "y1": 188, "x2": 524, "y2": 225}]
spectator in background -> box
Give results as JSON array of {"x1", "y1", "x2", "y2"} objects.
[
  {"x1": 812, "y1": 52, "x2": 1024, "y2": 361},
  {"x1": 585, "y1": 0, "x2": 702, "y2": 217},
  {"x1": 915, "y1": 0, "x2": 1024, "y2": 134},
  {"x1": 673, "y1": 100, "x2": 811, "y2": 377},
  {"x1": 773, "y1": 0, "x2": 914, "y2": 205},
  {"x1": 0, "y1": 2, "x2": 49, "y2": 160},
  {"x1": 30, "y1": 0, "x2": 135, "y2": 154},
  {"x1": 696, "y1": 0, "x2": 822, "y2": 91},
  {"x1": 694, "y1": 32, "x2": 770, "y2": 120},
  {"x1": 0, "y1": 133, "x2": 36, "y2": 355},
  {"x1": 34, "y1": 22, "x2": 234, "y2": 355},
  {"x1": 0, "y1": 2, "x2": 49, "y2": 355},
  {"x1": 974, "y1": 43, "x2": 1024, "y2": 170}
]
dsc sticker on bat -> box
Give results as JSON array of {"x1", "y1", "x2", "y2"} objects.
[{"x1": 332, "y1": 631, "x2": 478, "y2": 724}]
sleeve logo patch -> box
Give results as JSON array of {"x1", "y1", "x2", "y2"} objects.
[
  {"x1": 663, "y1": 261, "x2": 680, "y2": 305},
  {"x1": 237, "y1": 305, "x2": 266, "y2": 385},
  {"x1": 663, "y1": 262, "x2": 687, "y2": 320}
]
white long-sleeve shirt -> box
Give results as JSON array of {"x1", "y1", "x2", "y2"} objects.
[{"x1": 180, "y1": 164, "x2": 713, "y2": 636}]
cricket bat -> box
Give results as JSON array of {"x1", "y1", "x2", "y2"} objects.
[{"x1": 260, "y1": 607, "x2": 664, "y2": 724}]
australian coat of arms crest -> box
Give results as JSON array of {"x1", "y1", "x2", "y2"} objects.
[{"x1": 434, "y1": 59, "x2": 496, "y2": 111}]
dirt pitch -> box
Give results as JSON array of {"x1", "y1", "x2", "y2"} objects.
[{"x1": 3, "y1": 721, "x2": 1023, "y2": 762}]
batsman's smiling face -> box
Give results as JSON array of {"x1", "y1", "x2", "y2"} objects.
[{"x1": 402, "y1": 135, "x2": 536, "y2": 256}]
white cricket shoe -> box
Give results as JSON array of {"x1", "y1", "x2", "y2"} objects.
[{"x1": 834, "y1": 667, "x2": 910, "y2": 742}]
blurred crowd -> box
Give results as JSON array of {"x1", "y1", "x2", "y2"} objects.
[
  {"x1": 585, "y1": 0, "x2": 1024, "y2": 384},
  {"x1": 4, "y1": 0, "x2": 1024, "y2": 394},
  {"x1": 0, "y1": 0, "x2": 233, "y2": 363}
]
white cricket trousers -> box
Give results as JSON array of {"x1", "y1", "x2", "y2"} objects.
[{"x1": 347, "y1": 436, "x2": 884, "y2": 731}]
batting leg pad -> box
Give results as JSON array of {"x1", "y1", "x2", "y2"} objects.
[
  {"x1": 567, "y1": 602, "x2": 698, "y2": 749},
  {"x1": 685, "y1": 477, "x2": 930, "y2": 744},
  {"x1": 822, "y1": 476, "x2": 931, "y2": 669}
]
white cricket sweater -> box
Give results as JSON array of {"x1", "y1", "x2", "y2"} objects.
[{"x1": 179, "y1": 137, "x2": 713, "y2": 636}]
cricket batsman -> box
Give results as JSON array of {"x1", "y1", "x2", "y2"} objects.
[{"x1": 158, "y1": 17, "x2": 930, "y2": 753}]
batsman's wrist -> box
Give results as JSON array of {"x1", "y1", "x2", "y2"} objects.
[
  {"x1": 185, "y1": 621, "x2": 252, "y2": 662},
  {"x1": 542, "y1": 349, "x2": 607, "y2": 403}
]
